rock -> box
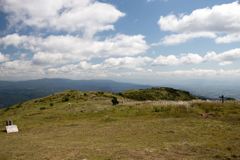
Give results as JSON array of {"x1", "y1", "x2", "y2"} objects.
[{"x1": 6, "y1": 125, "x2": 19, "y2": 133}]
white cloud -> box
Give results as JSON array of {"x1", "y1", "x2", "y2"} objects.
[
  {"x1": 32, "y1": 52, "x2": 77, "y2": 66},
  {"x1": 153, "y1": 55, "x2": 179, "y2": 65},
  {"x1": 0, "y1": 0, "x2": 239, "y2": 81},
  {"x1": 0, "y1": 0, "x2": 150, "y2": 79},
  {"x1": 1, "y1": 55, "x2": 240, "y2": 80},
  {"x1": 158, "y1": 1, "x2": 240, "y2": 45},
  {"x1": 219, "y1": 61, "x2": 233, "y2": 66},
  {"x1": 0, "y1": 60, "x2": 44, "y2": 79},
  {"x1": 0, "y1": 33, "x2": 149, "y2": 64},
  {"x1": 1, "y1": 48, "x2": 240, "y2": 80},
  {"x1": 101, "y1": 34, "x2": 149, "y2": 57},
  {"x1": 153, "y1": 48, "x2": 240, "y2": 66},
  {"x1": 46, "y1": 61, "x2": 101, "y2": 74},
  {"x1": 205, "y1": 48, "x2": 240, "y2": 62},
  {"x1": 0, "y1": 33, "x2": 29, "y2": 48},
  {"x1": 153, "y1": 53, "x2": 204, "y2": 65},
  {"x1": 103, "y1": 56, "x2": 152, "y2": 71},
  {"x1": 1, "y1": 0, "x2": 125, "y2": 37},
  {"x1": 0, "y1": 53, "x2": 9, "y2": 62},
  {"x1": 161, "y1": 32, "x2": 216, "y2": 45},
  {"x1": 180, "y1": 53, "x2": 204, "y2": 64},
  {"x1": 156, "y1": 69, "x2": 240, "y2": 78},
  {"x1": 215, "y1": 33, "x2": 240, "y2": 44}
]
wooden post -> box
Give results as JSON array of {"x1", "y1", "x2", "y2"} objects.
[{"x1": 5, "y1": 120, "x2": 13, "y2": 126}]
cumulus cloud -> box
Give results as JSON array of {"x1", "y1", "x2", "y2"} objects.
[
  {"x1": 0, "y1": 0, "x2": 151, "y2": 79},
  {"x1": 156, "y1": 69, "x2": 240, "y2": 77},
  {"x1": 103, "y1": 56, "x2": 152, "y2": 71},
  {"x1": 0, "y1": 60, "x2": 45, "y2": 80},
  {"x1": 160, "y1": 32, "x2": 216, "y2": 45},
  {"x1": 3, "y1": 56, "x2": 239, "y2": 80},
  {"x1": 153, "y1": 48, "x2": 240, "y2": 66},
  {"x1": 0, "y1": 33, "x2": 149, "y2": 65},
  {"x1": 0, "y1": 0, "x2": 239, "y2": 81},
  {"x1": 215, "y1": 33, "x2": 240, "y2": 44},
  {"x1": 153, "y1": 53, "x2": 204, "y2": 65},
  {"x1": 158, "y1": 1, "x2": 240, "y2": 45},
  {"x1": 0, "y1": 53, "x2": 9, "y2": 62},
  {"x1": 46, "y1": 61, "x2": 101, "y2": 75},
  {"x1": 32, "y1": 52, "x2": 77, "y2": 66},
  {"x1": 0, "y1": 33, "x2": 29, "y2": 48},
  {"x1": 1, "y1": 0, "x2": 125, "y2": 37},
  {"x1": 1, "y1": 48, "x2": 240, "y2": 80},
  {"x1": 205, "y1": 48, "x2": 240, "y2": 62}
]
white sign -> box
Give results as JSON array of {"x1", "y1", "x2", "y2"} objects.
[{"x1": 6, "y1": 125, "x2": 19, "y2": 133}]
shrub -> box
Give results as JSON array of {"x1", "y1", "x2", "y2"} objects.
[
  {"x1": 49, "y1": 103, "x2": 54, "y2": 106},
  {"x1": 112, "y1": 97, "x2": 119, "y2": 106},
  {"x1": 62, "y1": 96, "x2": 69, "y2": 102}
]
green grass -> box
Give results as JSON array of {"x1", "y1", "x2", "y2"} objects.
[{"x1": 0, "y1": 90, "x2": 239, "y2": 160}]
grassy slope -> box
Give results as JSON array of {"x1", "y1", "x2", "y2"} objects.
[
  {"x1": 122, "y1": 87, "x2": 196, "y2": 101},
  {"x1": 0, "y1": 90, "x2": 240, "y2": 160}
]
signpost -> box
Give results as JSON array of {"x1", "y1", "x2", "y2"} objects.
[{"x1": 219, "y1": 95, "x2": 225, "y2": 104}]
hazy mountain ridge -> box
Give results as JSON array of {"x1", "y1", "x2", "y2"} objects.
[{"x1": 0, "y1": 78, "x2": 150, "y2": 108}]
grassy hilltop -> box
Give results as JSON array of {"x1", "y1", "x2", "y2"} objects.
[{"x1": 0, "y1": 89, "x2": 240, "y2": 160}]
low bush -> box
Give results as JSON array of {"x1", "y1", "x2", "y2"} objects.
[{"x1": 112, "y1": 97, "x2": 119, "y2": 106}]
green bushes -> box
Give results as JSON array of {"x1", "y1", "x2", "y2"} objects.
[{"x1": 122, "y1": 87, "x2": 196, "y2": 101}]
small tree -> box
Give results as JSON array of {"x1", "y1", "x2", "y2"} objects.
[{"x1": 112, "y1": 97, "x2": 119, "y2": 106}]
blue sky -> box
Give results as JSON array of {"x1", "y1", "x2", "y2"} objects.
[{"x1": 0, "y1": 0, "x2": 240, "y2": 84}]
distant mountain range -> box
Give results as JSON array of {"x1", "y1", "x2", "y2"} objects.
[
  {"x1": 0, "y1": 78, "x2": 239, "y2": 108},
  {"x1": 160, "y1": 79, "x2": 240, "y2": 101},
  {"x1": 0, "y1": 78, "x2": 150, "y2": 108}
]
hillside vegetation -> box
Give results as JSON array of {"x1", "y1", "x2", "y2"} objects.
[
  {"x1": 122, "y1": 87, "x2": 196, "y2": 101},
  {"x1": 0, "y1": 90, "x2": 240, "y2": 160}
]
